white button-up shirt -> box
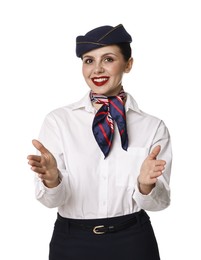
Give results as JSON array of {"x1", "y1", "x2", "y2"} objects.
[{"x1": 35, "y1": 91, "x2": 172, "y2": 219}]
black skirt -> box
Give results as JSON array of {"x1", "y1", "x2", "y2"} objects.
[{"x1": 49, "y1": 210, "x2": 160, "y2": 260}]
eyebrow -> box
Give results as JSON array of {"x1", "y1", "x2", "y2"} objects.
[{"x1": 83, "y1": 52, "x2": 118, "y2": 59}]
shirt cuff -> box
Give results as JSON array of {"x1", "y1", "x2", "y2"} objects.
[
  {"x1": 133, "y1": 180, "x2": 164, "y2": 211},
  {"x1": 35, "y1": 171, "x2": 63, "y2": 198}
]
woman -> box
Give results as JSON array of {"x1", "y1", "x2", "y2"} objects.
[{"x1": 27, "y1": 24, "x2": 172, "y2": 260}]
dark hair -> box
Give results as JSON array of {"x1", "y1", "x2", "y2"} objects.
[{"x1": 116, "y1": 43, "x2": 132, "y2": 61}]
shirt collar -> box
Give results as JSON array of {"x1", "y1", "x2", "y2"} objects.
[
  {"x1": 71, "y1": 91, "x2": 142, "y2": 114},
  {"x1": 71, "y1": 91, "x2": 95, "y2": 113},
  {"x1": 125, "y1": 92, "x2": 142, "y2": 113}
]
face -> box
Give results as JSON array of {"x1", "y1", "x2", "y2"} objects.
[{"x1": 82, "y1": 45, "x2": 133, "y2": 96}]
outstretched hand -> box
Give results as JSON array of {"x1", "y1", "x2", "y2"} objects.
[
  {"x1": 27, "y1": 139, "x2": 60, "y2": 188},
  {"x1": 138, "y1": 145, "x2": 166, "y2": 194}
]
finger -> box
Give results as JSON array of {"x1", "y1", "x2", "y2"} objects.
[
  {"x1": 32, "y1": 139, "x2": 49, "y2": 155},
  {"x1": 28, "y1": 160, "x2": 41, "y2": 168},
  {"x1": 155, "y1": 160, "x2": 166, "y2": 166},
  {"x1": 148, "y1": 145, "x2": 161, "y2": 160},
  {"x1": 146, "y1": 177, "x2": 158, "y2": 185},
  {"x1": 38, "y1": 173, "x2": 46, "y2": 179},
  {"x1": 27, "y1": 155, "x2": 41, "y2": 162},
  {"x1": 31, "y1": 166, "x2": 46, "y2": 174},
  {"x1": 150, "y1": 171, "x2": 163, "y2": 179},
  {"x1": 154, "y1": 165, "x2": 165, "y2": 172}
]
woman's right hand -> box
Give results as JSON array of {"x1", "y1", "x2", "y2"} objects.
[{"x1": 27, "y1": 139, "x2": 60, "y2": 188}]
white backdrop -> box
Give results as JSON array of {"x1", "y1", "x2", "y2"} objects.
[{"x1": 0, "y1": 0, "x2": 201, "y2": 259}]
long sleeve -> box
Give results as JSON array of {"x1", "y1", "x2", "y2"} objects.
[
  {"x1": 34, "y1": 113, "x2": 71, "y2": 208},
  {"x1": 133, "y1": 120, "x2": 172, "y2": 211}
]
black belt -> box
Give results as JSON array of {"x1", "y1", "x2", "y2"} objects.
[{"x1": 57, "y1": 210, "x2": 148, "y2": 235}]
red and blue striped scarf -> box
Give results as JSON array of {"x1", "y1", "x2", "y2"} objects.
[{"x1": 90, "y1": 89, "x2": 128, "y2": 158}]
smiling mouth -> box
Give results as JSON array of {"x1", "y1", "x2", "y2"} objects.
[{"x1": 92, "y1": 77, "x2": 109, "y2": 86}]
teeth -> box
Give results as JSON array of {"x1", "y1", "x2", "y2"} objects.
[{"x1": 94, "y1": 78, "x2": 108, "y2": 82}]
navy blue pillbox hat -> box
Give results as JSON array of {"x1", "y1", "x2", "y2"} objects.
[{"x1": 76, "y1": 24, "x2": 132, "y2": 58}]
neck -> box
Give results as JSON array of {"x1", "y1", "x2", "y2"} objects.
[{"x1": 93, "y1": 103, "x2": 103, "y2": 110}]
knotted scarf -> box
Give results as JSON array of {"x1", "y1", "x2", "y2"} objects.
[{"x1": 91, "y1": 89, "x2": 128, "y2": 157}]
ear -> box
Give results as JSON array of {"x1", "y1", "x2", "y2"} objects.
[{"x1": 124, "y1": 57, "x2": 133, "y2": 73}]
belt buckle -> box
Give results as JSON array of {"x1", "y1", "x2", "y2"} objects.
[{"x1": 93, "y1": 225, "x2": 105, "y2": 235}]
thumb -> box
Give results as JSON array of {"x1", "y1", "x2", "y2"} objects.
[
  {"x1": 148, "y1": 145, "x2": 161, "y2": 160},
  {"x1": 32, "y1": 139, "x2": 49, "y2": 154}
]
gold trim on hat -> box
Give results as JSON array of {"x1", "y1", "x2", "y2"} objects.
[
  {"x1": 97, "y1": 24, "x2": 123, "y2": 42},
  {"x1": 76, "y1": 41, "x2": 106, "y2": 46}
]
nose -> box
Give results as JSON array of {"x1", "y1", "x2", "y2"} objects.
[{"x1": 94, "y1": 62, "x2": 104, "y2": 74}]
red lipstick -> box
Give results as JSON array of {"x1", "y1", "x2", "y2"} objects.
[{"x1": 92, "y1": 77, "x2": 109, "y2": 87}]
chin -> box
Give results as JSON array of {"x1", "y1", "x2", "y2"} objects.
[{"x1": 90, "y1": 86, "x2": 107, "y2": 95}]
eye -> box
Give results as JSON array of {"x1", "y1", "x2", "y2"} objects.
[
  {"x1": 104, "y1": 57, "x2": 114, "y2": 62},
  {"x1": 83, "y1": 58, "x2": 93, "y2": 64}
]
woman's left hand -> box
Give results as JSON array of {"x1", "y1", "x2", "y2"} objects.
[{"x1": 138, "y1": 145, "x2": 166, "y2": 194}]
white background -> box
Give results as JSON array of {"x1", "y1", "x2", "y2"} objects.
[{"x1": 0, "y1": 0, "x2": 201, "y2": 259}]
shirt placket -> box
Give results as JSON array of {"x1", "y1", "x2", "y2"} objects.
[{"x1": 98, "y1": 159, "x2": 109, "y2": 217}]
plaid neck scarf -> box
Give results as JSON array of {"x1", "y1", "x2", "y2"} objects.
[{"x1": 90, "y1": 88, "x2": 128, "y2": 158}]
